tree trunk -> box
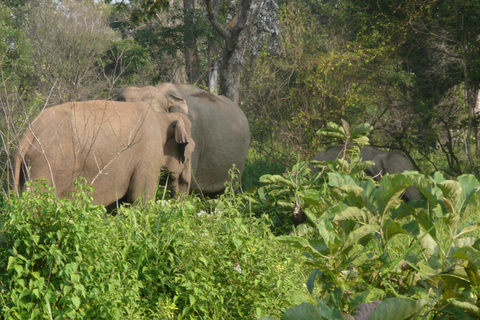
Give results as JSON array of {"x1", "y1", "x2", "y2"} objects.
[
  {"x1": 204, "y1": 0, "x2": 257, "y2": 103},
  {"x1": 208, "y1": 38, "x2": 220, "y2": 92},
  {"x1": 207, "y1": 0, "x2": 221, "y2": 93},
  {"x1": 183, "y1": 0, "x2": 200, "y2": 84}
]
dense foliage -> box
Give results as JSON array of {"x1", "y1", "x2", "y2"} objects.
[{"x1": 0, "y1": 180, "x2": 309, "y2": 318}]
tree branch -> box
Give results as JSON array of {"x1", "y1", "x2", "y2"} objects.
[
  {"x1": 204, "y1": 0, "x2": 231, "y2": 40},
  {"x1": 232, "y1": 0, "x2": 254, "y2": 37}
]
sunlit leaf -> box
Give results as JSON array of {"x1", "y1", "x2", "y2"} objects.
[
  {"x1": 341, "y1": 224, "x2": 380, "y2": 253},
  {"x1": 447, "y1": 299, "x2": 479, "y2": 314},
  {"x1": 452, "y1": 247, "x2": 480, "y2": 269},
  {"x1": 369, "y1": 298, "x2": 428, "y2": 320},
  {"x1": 383, "y1": 218, "x2": 408, "y2": 239},
  {"x1": 438, "y1": 180, "x2": 462, "y2": 213},
  {"x1": 376, "y1": 174, "x2": 412, "y2": 215},
  {"x1": 462, "y1": 188, "x2": 480, "y2": 223},
  {"x1": 333, "y1": 206, "x2": 370, "y2": 224}
]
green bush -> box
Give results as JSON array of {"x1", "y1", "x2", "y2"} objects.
[{"x1": 0, "y1": 179, "x2": 309, "y2": 319}]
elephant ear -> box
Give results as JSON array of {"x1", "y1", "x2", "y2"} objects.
[
  {"x1": 167, "y1": 94, "x2": 189, "y2": 115},
  {"x1": 369, "y1": 154, "x2": 386, "y2": 180},
  {"x1": 174, "y1": 116, "x2": 192, "y2": 164},
  {"x1": 175, "y1": 117, "x2": 189, "y2": 144}
]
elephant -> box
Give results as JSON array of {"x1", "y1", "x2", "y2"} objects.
[
  {"x1": 117, "y1": 83, "x2": 250, "y2": 196},
  {"x1": 311, "y1": 145, "x2": 420, "y2": 201},
  {"x1": 14, "y1": 100, "x2": 195, "y2": 209}
]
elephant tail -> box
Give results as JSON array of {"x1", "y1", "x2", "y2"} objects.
[{"x1": 13, "y1": 130, "x2": 34, "y2": 194}]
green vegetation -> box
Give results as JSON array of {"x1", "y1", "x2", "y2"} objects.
[
  {"x1": 0, "y1": 180, "x2": 309, "y2": 319},
  {"x1": 3, "y1": 123, "x2": 480, "y2": 318}
]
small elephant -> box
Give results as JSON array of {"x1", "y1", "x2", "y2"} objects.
[
  {"x1": 14, "y1": 100, "x2": 195, "y2": 208},
  {"x1": 312, "y1": 145, "x2": 420, "y2": 201},
  {"x1": 117, "y1": 83, "x2": 250, "y2": 196}
]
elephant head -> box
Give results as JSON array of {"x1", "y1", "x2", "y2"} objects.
[
  {"x1": 14, "y1": 100, "x2": 195, "y2": 210},
  {"x1": 117, "y1": 85, "x2": 189, "y2": 114},
  {"x1": 369, "y1": 153, "x2": 420, "y2": 201},
  {"x1": 311, "y1": 145, "x2": 420, "y2": 201}
]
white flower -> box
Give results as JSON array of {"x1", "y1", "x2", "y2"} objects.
[
  {"x1": 234, "y1": 264, "x2": 242, "y2": 274},
  {"x1": 197, "y1": 210, "x2": 207, "y2": 217}
]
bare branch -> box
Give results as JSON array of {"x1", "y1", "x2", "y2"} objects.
[{"x1": 204, "y1": 0, "x2": 231, "y2": 40}]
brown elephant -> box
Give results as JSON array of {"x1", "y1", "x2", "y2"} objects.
[
  {"x1": 14, "y1": 100, "x2": 195, "y2": 208},
  {"x1": 312, "y1": 145, "x2": 420, "y2": 201},
  {"x1": 117, "y1": 83, "x2": 250, "y2": 196}
]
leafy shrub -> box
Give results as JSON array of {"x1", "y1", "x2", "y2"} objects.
[
  {"x1": 256, "y1": 122, "x2": 480, "y2": 319},
  {"x1": 0, "y1": 180, "x2": 145, "y2": 318},
  {"x1": 0, "y1": 179, "x2": 310, "y2": 319}
]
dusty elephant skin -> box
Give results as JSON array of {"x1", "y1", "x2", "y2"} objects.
[
  {"x1": 312, "y1": 145, "x2": 420, "y2": 201},
  {"x1": 14, "y1": 100, "x2": 195, "y2": 208},
  {"x1": 118, "y1": 83, "x2": 251, "y2": 196}
]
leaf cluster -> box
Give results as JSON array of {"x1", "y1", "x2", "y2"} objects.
[{"x1": 256, "y1": 159, "x2": 480, "y2": 319}]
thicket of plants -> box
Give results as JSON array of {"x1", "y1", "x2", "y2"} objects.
[
  {"x1": 2, "y1": 122, "x2": 480, "y2": 319},
  {"x1": 0, "y1": 179, "x2": 310, "y2": 319}
]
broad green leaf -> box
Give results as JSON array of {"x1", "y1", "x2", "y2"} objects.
[
  {"x1": 452, "y1": 247, "x2": 480, "y2": 269},
  {"x1": 412, "y1": 174, "x2": 441, "y2": 205},
  {"x1": 351, "y1": 123, "x2": 373, "y2": 139},
  {"x1": 457, "y1": 174, "x2": 480, "y2": 200},
  {"x1": 462, "y1": 188, "x2": 480, "y2": 223},
  {"x1": 438, "y1": 265, "x2": 471, "y2": 289},
  {"x1": 453, "y1": 237, "x2": 477, "y2": 249},
  {"x1": 307, "y1": 268, "x2": 319, "y2": 295},
  {"x1": 438, "y1": 180, "x2": 462, "y2": 213},
  {"x1": 447, "y1": 299, "x2": 480, "y2": 314},
  {"x1": 72, "y1": 296, "x2": 81, "y2": 309},
  {"x1": 281, "y1": 302, "x2": 321, "y2": 320},
  {"x1": 376, "y1": 174, "x2": 412, "y2": 215},
  {"x1": 341, "y1": 224, "x2": 380, "y2": 253},
  {"x1": 277, "y1": 236, "x2": 329, "y2": 256},
  {"x1": 411, "y1": 208, "x2": 437, "y2": 242},
  {"x1": 383, "y1": 218, "x2": 408, "y2": 239},
  {"x1": 348, "y1": 160, "x2": 374, "y2": 175},
  {"x1": 354, "y1": 300, "x2": 381, "y2": 320},
  {"x1": 418, "y1": 232, "x2": 440, "y2": 257},
  {"x1": 341, "y1": 119, "x2": 351, "y2": 134},
  {"x1": 317, "y1": 218, "x2": 336, "y2": 247},
  {"x1": 199, "y1": 256, "x2": 208, "y2": 267},
  {"x1": 455, "y1": 225, "x2": 478, "y2": 238},
  {"x1": 369, "y1": 298, "x2": 428, "y2": 320},
  {"x1": 259, "y1": 174, "x2": 296, "y2": 188},
  {"x1": 333, "y1": 206, "x2": 370, "y2": 224},
  {"x1": 432, "y1": 172, "x2": 446, "y2": 183},
  {"x1": 281, "y1": 301, "x2": 346, "y2": 320},
  {"x1": 328, "y1": 172, "x2": 358, "y2": 187},
  {"x1": 338, "y1": 185, "x2": 366, "y2": 208}
]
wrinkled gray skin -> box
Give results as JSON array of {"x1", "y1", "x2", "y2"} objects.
[
  {"x1": 118, "y1": 83, "x2": 251, "y2": 196},
  {"x1": 14, "y1": 100, "x2": 195, "y2": 209},
  {"x1": 312, "y1": 145, "x2": 420, "y2": 201}
]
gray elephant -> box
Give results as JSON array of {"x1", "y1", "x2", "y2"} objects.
[
  {"x1": 312, "y1": 145, "x2": 420, "y2": 201},
  {"x1": 14, "y1": 100, "x2": 195, "y2": 208},
  {"x1": 117, "y1": 83, "x2": 250, "y2": 196}
]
